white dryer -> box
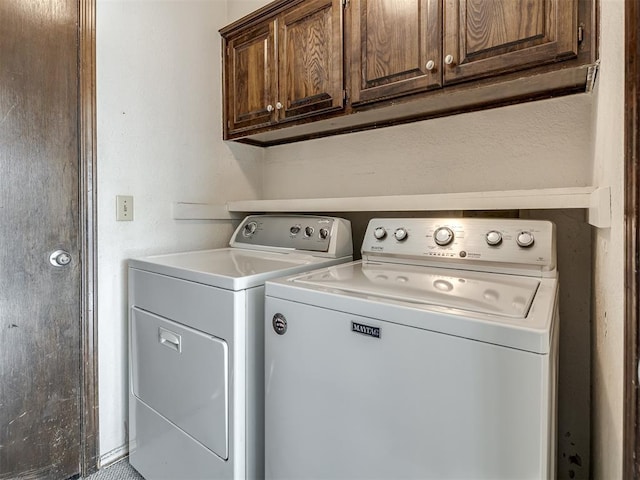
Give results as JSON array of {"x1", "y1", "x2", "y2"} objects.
[
  {"x1": 128, "y1": 215, "x2": 352, "y2": 480},
  {"x1": 265, "y1": 218, "x2": 559, "y2": 480}
]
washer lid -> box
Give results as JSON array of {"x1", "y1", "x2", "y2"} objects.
[
  {"x1": 129, "y1": 248, "x2": 351, "y2": 291},
  {"x1": 293, "y1": 261, "x2": 540, "y2": 318}
]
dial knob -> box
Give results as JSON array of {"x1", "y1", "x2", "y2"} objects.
[
  {"x1": 434, "y1": 227, "x2": 454, "y2": 246},
  {"x1": 290, "y1": 225, "x2": 301, "y2": 235},
  {"x1": 304, "y1": 226, "x2": 314, "y2": 237},
  {"x1": 243, "y1": 221, "x2": 258, "y2": 236},
  {"x1": 485, "y1": 230, "x2": 502, "y2": 246},
  {"x1": 516, "y1": 231, "x2": 535, "y2": 248},
  {"x1": 373, "y1": 227, "x2": 387, "y2": 240},
  {"x1": 394, "y1": 228, "x2": 408, "y2": 241},
  {"x1": 319, "y1": 228, "x2": 329, "y2": 240}
]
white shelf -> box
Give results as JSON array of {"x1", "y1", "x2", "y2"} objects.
[{"x1": 173, "y1": 186, "x2": 611, "y2": 228}]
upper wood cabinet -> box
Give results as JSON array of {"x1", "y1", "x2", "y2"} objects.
[
  {"x1": 220, "y1": 0, "x2": 595, "y2": 146},
  {"x1": 222, "y1": 0, "x2": 344, "y2": 138},
  {"x1": 225, "y1": 21, "x2": 276, "y2": 134},
  {"x1": 349, "y1": 0, "x2": 442, "y2": 106},
  {"x1": 443, "y1": 0, "x2": 579, "y2": 84}
]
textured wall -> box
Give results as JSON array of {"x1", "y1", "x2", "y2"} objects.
[
  {"x1": 591, "y1": 0, "x2": 626, "y2": 478},
  {"x1": 96, "y1": 0, "x2": 262, "y2": 463}
]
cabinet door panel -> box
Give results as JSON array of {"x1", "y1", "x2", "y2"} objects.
[
  {"x1": 350, "y1": 0, "x2": 441, "y2": 105},
  {"x1": 225, "y1": 22, "x2": 276, "y2": 135},
  {"x1": 278, "y1": 0, "x2": 344, "y2": 121},
  {"x1": 444, "y1": 0, "x2": 578, "y2": 84}
]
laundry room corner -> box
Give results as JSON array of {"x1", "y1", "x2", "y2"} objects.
[{"x1": 95, "y1": 0, "x2": 263, "y2": 466}]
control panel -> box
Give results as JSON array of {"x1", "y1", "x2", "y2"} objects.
[
  {"x1": 230, "y1": 215, "x2": 353, "y2": 258},
  {"x1": 362, "y1": 218, "x2": 556, "y2": 275}
]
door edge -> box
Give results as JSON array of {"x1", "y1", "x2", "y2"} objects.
[{"x1": 79, "y1": 0, "x2": 100, "y2": 475}]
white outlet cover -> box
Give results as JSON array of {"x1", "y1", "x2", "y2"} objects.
[{"x1": 116, "y1": 195, "x2": 134, "y2": 221}]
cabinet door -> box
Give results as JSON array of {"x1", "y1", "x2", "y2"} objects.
[
  {"x1": 443, "y1": 0, "x2": 578, "y2": 84},
  {"x1": 224, "y1": 21, "x2": 277, "y2": 136},
  {"x1": 349, "y1": 0, "x2": 441, "y2": 105},
  {"x1": 277, "y1": 0, "x2": 344, "y2": 121}
]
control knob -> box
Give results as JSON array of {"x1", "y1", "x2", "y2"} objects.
[
  {"x1": 516, "y1": 231, "x2": 535, "y2": 248},
  {"x1": 304, "y1": 226, "x2": 315, "y2": 237},
  {"x1": 243, "y1": 221, "x2": 258, "y2": 236},
  {"x1": 394, "y1": 228, "x2": 408, "y2": 242},
  {"x1": 290, "y1": 225, "x2": 301, "y2": 235},
  {"x1": 434, "y1": 227, "x2": 454, "y2": 246},
  {"x1": 319, "y1": 228, "x2": 329, "y2": 240},
  {"x1": 373, "y1": 227, "x2": 387, "y2": 240},
  {"x1": 485, "y1": 230, "x2": 502, "y2": 246}
]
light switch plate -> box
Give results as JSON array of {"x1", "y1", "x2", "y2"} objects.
[{"x1": 116, "y1": 195, "x2": 134, "y2": 221}]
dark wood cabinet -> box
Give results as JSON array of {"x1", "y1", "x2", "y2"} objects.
[
  {"x1": 224, "y1": 21, "x2": 276, "y2": 134},
  {"x1": 443, "y1": 0, "x2": 579, "y2": 84},
  {"x1": 278, "y1": 0, "x2": 344, "y2": 121},
  {"x1": 222, "y1": 0, "x2": 343, "y2": 138},
  {"x1": 221, "y1": 0, "x2": 595, "y2": 146},
  {"x1": 349, "y1": 0, "x2": 442, "y2": 106}
]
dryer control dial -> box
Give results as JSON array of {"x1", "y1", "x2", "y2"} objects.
[
  {"x1": 434, "y1": 227, "x2": 454, "y2": 246},
  {"x1": 394, "y1": 228, "x2": 408, "y2": 242},
  {"x1": 373, "y1": 227, "x2": 387, "y2": 240},
  {"x1": 243, "y1": 221, "x2": 258, "y2": 237},
  {"x1": 319, "y1": 228, "x2": 329, "y2": 240},
  {"x1": 304, "y1": 226, "x2": 315, "y2": 237},
  {"x1": 516, "y1": 231, "x2": 535, "y2": 248},
  {"x1": 485, "y1": 230, "x2": 502, "y2": 246}
]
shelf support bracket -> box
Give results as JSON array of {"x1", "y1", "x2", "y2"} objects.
[{"x1": 588, "y1": 186, "x2": 611, "y2": 228}]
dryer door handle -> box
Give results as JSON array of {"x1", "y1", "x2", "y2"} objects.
[{"x1": 159, "y1": 327, "x2": 182, "y2": 353}]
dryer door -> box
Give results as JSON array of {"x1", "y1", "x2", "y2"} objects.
[{"x1": 131, "y1": 308, "x2": 229, "y2": 460}]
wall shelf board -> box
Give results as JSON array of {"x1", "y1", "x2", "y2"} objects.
[{"x1": 174, "y1": 187, "x2": 611, "y2": 228}]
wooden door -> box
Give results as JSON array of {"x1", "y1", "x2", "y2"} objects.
[
  {"x1": 443, "y1": 0, "x2": 579, "y2": 84},
  {"x1": 349, "y1": 0, "x2": 441, "y2": 106},
  {"x1": 224, "y1": 21, "x2": 277, "y2": 137},
  {"x1": 277, "y1": 0, "x2": 344, "y2": 121},
  {"x1": 0, "y1": 0, "x2": 84, "y2": 478}
]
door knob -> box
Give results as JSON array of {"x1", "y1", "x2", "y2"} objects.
[{"x1": 50, "y1": 250, "x2": 72, "y2": 267}]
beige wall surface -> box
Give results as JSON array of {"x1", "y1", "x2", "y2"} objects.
[
  {"x1": 96, "y1": 0, "x2": 263, "y2": 463},
  {"x1": 591, "y1": 0, "x2": 626, "y2": 478}
]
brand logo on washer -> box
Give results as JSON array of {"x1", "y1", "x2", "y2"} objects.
[
  {"x1": 272, "y1": 313, "x2": 287, "y2": 335},
  {"x1": 351, "y1": 321, "x2": 380, "y2": 338}
]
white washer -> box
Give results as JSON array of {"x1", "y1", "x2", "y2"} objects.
[
  {"x1": 128, "y1": 215, "x2": 352, "y2": 480},
  {"x1": 265, "y1": 218, "x2": 559, "y2": 480}
]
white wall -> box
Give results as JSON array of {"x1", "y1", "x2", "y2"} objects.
[
  {"x1": 96, "y1": 0, "x2": 263, "y2": 464},
  {"x1": 591, "y1": 0, "x2": 626, "y2": 477}
]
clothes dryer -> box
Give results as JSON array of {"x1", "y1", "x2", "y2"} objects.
[
  {"x1": 265, "y1": 218, "x2": 558, "y2": 480},
  {"x1": 128, "y1": 215, "x2": 352, "y2": 480}
]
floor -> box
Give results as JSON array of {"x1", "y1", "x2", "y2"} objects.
[{"x1": 84, "y1": 459, "x2": 144, "y2": 480}]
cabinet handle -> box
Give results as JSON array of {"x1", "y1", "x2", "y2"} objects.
[
  {"x1": 425, "y1": 60, "x2": 435, "y2": 71},
  {"x1": 266, "y1": 104, "x2": 274, "y2": 112},
  {"x1": 444, "y1": 55, "x2": 454, "y2": 65},
  {"x1": 275, "y1": 102, "x2": 283, "y2": 110}
]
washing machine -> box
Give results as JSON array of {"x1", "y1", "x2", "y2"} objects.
[
  {"x1": 128, "y1": 215, "x2": 352, "y2": 480},
  {"x1": 265, "y1": 217, "x2": 559, "y2": 480}
]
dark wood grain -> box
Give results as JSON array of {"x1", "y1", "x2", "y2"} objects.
[
  {"x1": 0, "y1": 0, "x2": 82, "y2": 478},
  {"x1": 444, "y1": 0, "x2": 578, "y2": 84},
  {"x1": 350, "y1": 0, "x2": 441, "y2": 105},
  {"x1": 221, "y1": 0, "x2": 595, "y2": 144},
  {"x1": 224, "y1": 21, "x2": 277, "y2": 136},
  {"x1": 278, "y1": 0, "x2": 343, "y2": 120},
  {"x1": 624, "y1": 0, "x2": 640, "y2": 477}
]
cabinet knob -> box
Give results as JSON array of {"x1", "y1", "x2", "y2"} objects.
[
  {"x1": 444, "y1": 54, "x2": 454, "y2": 65},
  {"x1": 275, "y1": 102, "x2": 283, "y2": 110},
  {"x1": 425, "y1": 60, "x2": 435, "y2": 71},
  {"x1": 266, "y1": 104, "x2": 274, "y2": 112}
]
